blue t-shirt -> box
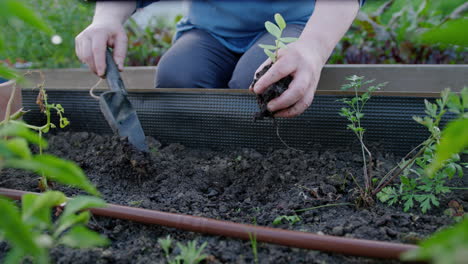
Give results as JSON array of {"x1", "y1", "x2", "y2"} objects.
[{"x1": 137, "y1": 0, "x2": 364, "y2": 53}]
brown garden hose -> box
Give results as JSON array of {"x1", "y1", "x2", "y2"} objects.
[{"x1": 0, "y1": 188, "x2": 418, "y2": 260}]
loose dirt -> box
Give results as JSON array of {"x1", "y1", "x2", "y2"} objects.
[{"x1": 1, "y1": 132, "x2": 466, "y2": 264}]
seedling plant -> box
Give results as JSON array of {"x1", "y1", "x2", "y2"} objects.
[
  {"x1": 158, "y1": 235, "x2": 208, "y2": 264},
  {"x1": 259, "y1": 13, "x2": 298, "y2": 63},
  {"x1": 338, "y1": 75, "x2": 386, "y2": 206}
]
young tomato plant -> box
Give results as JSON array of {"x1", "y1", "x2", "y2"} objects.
[
  {"x1": 9, "y1": 72, "x2": 70, "y2": 190},
  {"x1": 0, "y1": 123, "x2": 108, "y2": 263},
  {"x1": 259, "y1": 13, "x2": 298, "y2": 63},
  {"x1": 0, "y1": 192, "x2": 108, "y2": 263},
  {"x1": 377, "y1": 88, "x2": 467, "y2": 213},
  {"x1": 0, "y1": 2, "x2": 108, "y2": 262},
  {"x1": 338, "y1": 75, "x2": 386, "y2": 206}
]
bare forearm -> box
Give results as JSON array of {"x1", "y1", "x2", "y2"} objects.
[
  {"x1": 298, "y1": 0, "x2": 359, "y2": 65},
  {"x1": 93, "y1": 1, "x2": 137, "y2": 24}
]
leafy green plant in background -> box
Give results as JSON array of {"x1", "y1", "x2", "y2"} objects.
[
  {"x1": 1, "y1": 0, "x2": 93, "y2": 70},
  {"x1": 0, "y1": 0, "x2": 54, "y2": 79},
  {"x1": 259, "y1": 13, "x2": 298, "y2": 63},
  {"x1": 329, "y1": 0, "x2": 467, "y2": 64},
  {"x1": 376, "y1": 88, "x2": 467, "y2": 213},
  {"x1": 157, "y1": 236, "x2": 208, "y2": 264},
  {"x1": 125, "y1": 15, "x2": 181, "y2": 67},
  {"x1": 401, "y1": 217, "x2": 468, "y2": 264},
  {"x1": 338, "y1": 75, "x2": 386, "y2": 206}
]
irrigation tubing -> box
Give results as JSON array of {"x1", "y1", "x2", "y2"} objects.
[{"x1": 0, "y1": 188, "x2": 418, "y2": 260}]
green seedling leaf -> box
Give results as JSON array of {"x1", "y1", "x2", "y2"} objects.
[
  {"x1": 264, "y1": 49, "x2": 276, "y2": 62},
  {"x1": 22, "y1": 192, "x2": 67, "y2": 228},
  {"x1": 427, "y1": 118, "x2": 468, "y2": 176},
  {"x1": 158, "y1": 235, "x2": 173, "y2": 257},
  {"x1": 401, "y1": 218, "x2": 468, "y2": 263},
  {"x1": 59, "y1": 226, "x2": 109, "y2": 248},
  {"x1": 265, "y1": 21, "x2": 282, "y2": 39},
  {"x1": 60, "y1": 196, "x2": 106, "y2": 219},
  {"x1": 4, "y1": 154, "x2": 99, "y2": 196},
  {"x1": 280, "y1": 37, "x2": 298, "y2": 43},
  {"x1": 278, "y1": 41, "x2": 287, "y2": 48},
  {"x1": 176, "y1": 240, "x2": 208, "y2": 264},
  {"x1": 2, "y1": 0, "x2": 53, "y2": 35},
  {"x1": 0, "y1": 197, "x2": 44, "y2": 261},
  {"x1": 273, "y1": 215, "x2": 301, "y2": 225},
  {"x1": 274, "y1": 13, "x2": 286, "y2": 30},
  {"x1": 54, "y1": 211, "x2": 91, "y2": 238},
  {"x1": 0, "y1": 122, "x2": 47, "y2": 147},
  {"x1": 55, "y1": 196, "x2": 106, "y2": 237},
  {"x1": 258, "y1": 44, "x2": 277, "y2": 50},
  {"x1": 5, "y1": 138, "x2": 31, "y2": 159}
]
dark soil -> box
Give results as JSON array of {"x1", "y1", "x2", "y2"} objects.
[
  {"x1": 1, "y1": 132, "x2": 467, "y2": 264},
  {"x1": 252, "y1": 63, "x2": 292, "y2": 120}
]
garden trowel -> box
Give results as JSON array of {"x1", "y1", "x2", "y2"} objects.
[{"x1": 99, "y1": 48, "x2": 149, "y2": 152}]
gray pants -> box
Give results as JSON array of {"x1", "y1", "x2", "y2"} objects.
[{"x1": 155, "y1": 24, "x2": 304, "y2": 89}]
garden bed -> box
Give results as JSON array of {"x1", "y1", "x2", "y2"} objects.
[{"x1": 1, "y1": 132, "x2": 466, "y2": 263}]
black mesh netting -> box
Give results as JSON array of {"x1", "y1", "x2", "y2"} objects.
[{"x1": 22, "y1": 89, "x2": 451, "y2": 155}]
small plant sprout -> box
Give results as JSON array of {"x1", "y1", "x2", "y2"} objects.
[
  {"x1": 249, "y1": 233, "x2": 259, "y2": 264},
  {"x1": 259, "y1": 13, "x2": 298, "y2": 63},
  {"x1": 158, "y1": 237, "x2": 208, "y2": 264},
  {"x1": 338, "y1": 75, "x2": 386, "y2": 205},
  {"x1": 158, "y1": 235, "x2": 173, "y2": 260},
  {"x1": 272, "y1": 215, "x2": 301, "y2": 226}
]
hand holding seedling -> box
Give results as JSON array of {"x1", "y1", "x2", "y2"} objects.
[{"x1": 251, "y1": 1, "x2": 359, "y2": 117}]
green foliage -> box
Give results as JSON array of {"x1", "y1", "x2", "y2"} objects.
[
  {"x1": 418, "y1": 18, "x2": 468, "y2": 47},
  {"x1": 0, "y1": 0, "x2": 55, "y2": 79},
  {"x1": 1, "y1": 0, "x2": 93, "y2": 70},
  {"x1": 259, "y1": 13, "x2": 298, "y2": 63},
  {"x1": 249, "y1": 233, "x2": 259, "y2": 264},
  {"x1": 0, "y1": 193, "x2": 108, "y2": 263},
  {"x1": 378, "y1": 89, "x2": 467, "y2": 213},
  {"x1": 0, "y1": 122, "x2": 99, "y2": 196},
  {"x1": 401, "y1": 217, "x2": 468, "y2": 264},
  {"x1": 157, "y1": 236, "x2": 208, "y2": 264},
  {"x1": 330, "y1": 0, "x2": 467, "y2": 64},
  {"x1": 428, "y1": 88, "x2": 468, "y2": 175},
  {"x1": 272, "y1": 215, "x2": 301, "y2": 226},
  {"x1": 338, "y1": 75, "x2": 386, "y2": 200},
  {"x1": 125, "y1": 15, "x2": 181, "y2": 67}
]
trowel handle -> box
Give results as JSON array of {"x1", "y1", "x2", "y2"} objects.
[{"x1": 105, "y1": 48, "x2": 128, "y2": 95}]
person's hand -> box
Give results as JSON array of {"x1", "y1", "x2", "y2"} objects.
[
  {"x1": 250, "y1": 40, "x2": 325, "y2": 118},
  {"x1": 75, "y1": 22, "x2": 127, "y2": 77}
]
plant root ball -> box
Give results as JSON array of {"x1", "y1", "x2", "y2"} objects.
[{"x1": 251, "y1": 63, "x2": 292, "y2": 120}]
